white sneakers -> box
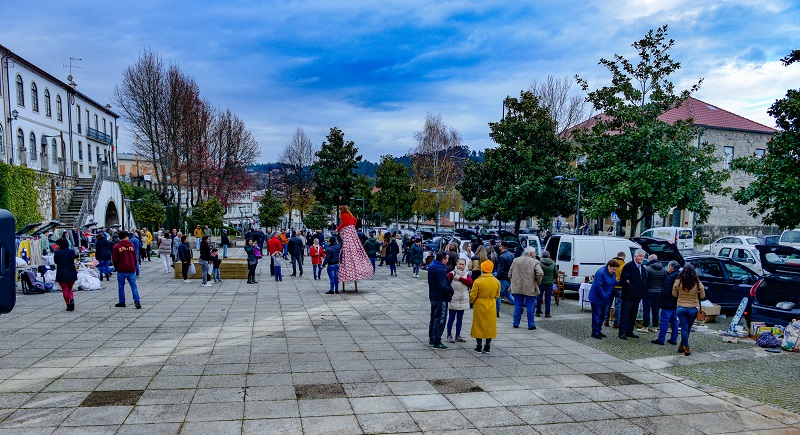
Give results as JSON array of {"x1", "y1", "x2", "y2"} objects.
[
  {"x1": 183, "y1": 280, "x2": 192, "y2": 283},
  {"x1": 202, "y1": 283, "x2": 213, "y2": 287}
]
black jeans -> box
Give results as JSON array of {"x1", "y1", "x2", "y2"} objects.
[
  {"x1": 181, "y1": 262, "x2": 191, "y2": 280},
  {"x1": 248, "y1": 262, "x2": 257, "y2": 281},
  {"x1": 620, "y1": 298, "x2": 641, "y2": 335}
]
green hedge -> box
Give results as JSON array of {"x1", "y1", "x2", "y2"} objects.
[{"x1": 0, "y1": 162, "x2": 45, "y2": 230}]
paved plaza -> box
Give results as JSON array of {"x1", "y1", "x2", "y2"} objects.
[{"x1": 1, "y1": 248, "x2": 799, "y2": 434}]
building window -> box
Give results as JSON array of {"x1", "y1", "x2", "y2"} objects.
[
  {"x1": 755, "y1": 148, "x2": 766, "y2": 158},
  {"x1": 76, "y1": 104, "x2": 81, "y2": 132},
  {"x1": 78, "y1": 141, "x2": 83, "y2": 160},
  {"x1": 94, "y1": 114, "x2": 98, "y2": 130},
  {"x1": 15, "y1": 75, "x2": 24, "y2": 106},
  {"x1": 87, "y1": 143, "x2": 92, "y2": 162},
  {"x1": 85, "y1": 110, "x2": 89, "y2": 132},
  {"x1": 44, "y1": 89, "x2": 51, "y2": 117},
  {"x1": 51, "y1": 139, "x2": 57, "y2": 164},
  {"x1": 102, "y1": 118, "x2": 106, "y2": 134},
  {"x1": 120, "y1": 164, "x2": 126, "y2": 175},
  {"x1": 30, "y1": 82, "x2": 39, "y2": 112},
  {"x1": 0, "y1": 125, "x2": 4, "y2": 155},
  {"x1": 56, "y1": 95, "x2": 63, "y2": 121},
  {"x1": 29, "y1": 132, "x2": 37, "y2": 161},
  {"x1": 16, "y1": 129, "x2": 24, "y2": 164},
  {"x1": 723, "y1": 146, "x2": 734, "y2": 169}
]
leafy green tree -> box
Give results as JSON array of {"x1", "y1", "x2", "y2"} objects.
[
  {"x1": 121, "y1": 182, "x2": 166, "y2": 229},
  {"x1": 574, "y1": 25, "x2": 729, "y2": 232},
  {"x1": 351, "y1": 174, "x2": 378, "y2": 227},
  {"x1": 458, "y1": 91, "x2": 575, "y2": 232},
  {"x1": 312, "y1": 127, "x2": 362, "y2": 222},
  {"x1": 374, "y1": 155, "x2": 416, "y2": 228},
  {"x1": 302, "y1": 202, "x2": 330, "y2": 231},
  {"x1": 731, "y1": 50, "x2": 800, "y2": 229},
  {"x1": 187, "y1": 198, "x2": 224, "y2": 231},
  {"x1": 258, "y1": 190, "x2": 284, "y2": 229}
]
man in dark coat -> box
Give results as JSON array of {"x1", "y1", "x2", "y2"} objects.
[
  {"x1": 643, "y1": 254, "x2": 668, "y2": 332},
  {"x1": 651, "y1": 260, "x2": 681, "y2": 346},
  {"x1": 427, "y1": 252, "x2": 454, "y2": 349},
  {"x1": 363, "y1": 232, "x2": 381, "y2": 272},
  {"x1": 495, "y1": 242, "x2": 515, "y2": 315},
  {"x1": 288, "y1": 234, "x2": 304, "y2": 277},
  {"x1": 619, "y1": 249, "x2": 647, "y2": 339}
]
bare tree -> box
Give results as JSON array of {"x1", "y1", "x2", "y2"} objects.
[
  {"x1": 276, "y1": 128, "x2": 317, "y2": 226},
  {"x1": 529, "y1": 75, "x2": 587, "y2": 134},
  {"x1": 205, "y1": 109, "x2": 260, "y2": 206}
]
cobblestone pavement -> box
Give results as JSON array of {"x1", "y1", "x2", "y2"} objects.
[{"x1": 0, "y1": 250, "x2": 798, "y2": 434}]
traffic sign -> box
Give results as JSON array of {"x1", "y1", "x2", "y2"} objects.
[{"x1": 610, "y1": 212, "x2": 620, "y2": 223}]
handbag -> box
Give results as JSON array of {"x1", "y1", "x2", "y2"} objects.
[
  {"x1": 187, "y1": 263, "x2": 196, "y2": 275},
  {"x1": 254, "y1": 246, "x2": 263, "y2": 259},
  {"x1": 696, "y1": 295, "x2": 706, "y2": 322}
]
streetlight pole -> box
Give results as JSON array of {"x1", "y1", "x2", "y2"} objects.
[
  {"x1": 422, "y1": 189, "x2": 442, "y2": 234},
  {"x1": 553, "y1": 176, "x2": 582, "y2": 231}
]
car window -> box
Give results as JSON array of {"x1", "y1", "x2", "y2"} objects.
[
  {"x1": 557, "y1": 242, "x2": 572, "y2": 262},
  {"x1": 520, "y1": 238, "x2": 528, "y2": 249},
  {"x1": 746, "y1": 238, "x2": 760, "y2": 245},
  {"x1": 642, "y1": 230, "x2": 653, "y2": 237},
  {"x1": 629, "y1": 247, "x2": 638, "y2": 260},
  {"x1": 724, "y1": 261, "x2": 752, "y2": 280},
  {"x1": 696, "y1": 260, "x2": 724, "y2": 278},
  {"x1": 781, "y1": 230, "x2": 800, "y2": 243},
  {"x1": 719, "y1": 247, "x2": 731, "y2": 257},
  {"x1": 678, "y1": 230, "x2": 693, "y2": 240},
  {"x1": 732, "y1": 249, "x2": 752, "y2": 262}
]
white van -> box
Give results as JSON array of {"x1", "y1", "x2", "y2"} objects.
[
  {"x1": 640, "y1": 227, "x2": 694, "y2": 251},
  {"x1": 544, "y1": 235, "x2": 640, "y2": 291},
  {"x1": 518, "y1": 234, "x2": 544, "y2": 256},
  {"x1": 779, "y1": 229, "x2": 800, "y2": 249}
]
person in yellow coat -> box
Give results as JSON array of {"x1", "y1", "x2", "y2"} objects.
[{"x1": 470, "y1": 260, "x2": 501, "y2": 353}]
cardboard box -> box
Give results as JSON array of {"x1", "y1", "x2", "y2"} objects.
[{"x1": 703, "y1": 304, "x2": 722, "y2": 316}]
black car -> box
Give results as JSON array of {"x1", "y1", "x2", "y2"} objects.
[
  {"x1": 749, "y1": 245, "x2": 800, "y2": 326},
  {"x1": 422, "y1": 236, "x2": 461, "y2": 254},
  {"x1": 634, "y1": 237, "x2": 761, "y2": 310}
]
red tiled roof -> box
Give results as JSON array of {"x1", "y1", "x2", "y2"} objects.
[{"x1": 565, "y1": 97, "x2": 776, "y2": 136}]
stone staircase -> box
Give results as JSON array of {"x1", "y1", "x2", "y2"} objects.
[{"x1": 57, "y1": 177, "x2": 96, "y2": 228}]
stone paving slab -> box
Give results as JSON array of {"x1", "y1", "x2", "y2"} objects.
[{"x1": 0, "y1": 248, "x2": 797, "y2": 434}]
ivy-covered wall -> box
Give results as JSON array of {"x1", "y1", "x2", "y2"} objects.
[{"x1": 0, "y1": 161, "x2": 46, "y2": 230}]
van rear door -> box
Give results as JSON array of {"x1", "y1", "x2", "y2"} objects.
[{"x1": 573, "y1": 238, "x2": 606, "y2": 282}]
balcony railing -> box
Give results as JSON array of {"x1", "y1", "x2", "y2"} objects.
[{"x1": 86, "y1": 127, "x2": 112, "y2": 145}]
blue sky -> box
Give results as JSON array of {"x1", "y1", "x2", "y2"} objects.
[{"x1": 4, "y1": 0, "x2": 799, "y2": 162}]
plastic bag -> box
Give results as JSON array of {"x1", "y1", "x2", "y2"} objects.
[
  {"x1": 756, "y1": 331, "x2": 781, "y2": 348},
  {"x1": 781, "y1": 321, "x2": 800, "y2": 352},
  {"x1": 43, "y1": 270, "x2": 57, "y2": 284},
  {"x1": 77, "y1": 274, "x2": 102, "y2": 291},
  {"x1": 188, "y1": 263, "x2": 196, "y2": 275}
]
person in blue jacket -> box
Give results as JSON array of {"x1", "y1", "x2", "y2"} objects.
[{"x1": 588, "y1": 259, "x2": 621, "y2": 339}]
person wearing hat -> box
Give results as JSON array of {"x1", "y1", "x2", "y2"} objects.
[{"x1": 470, "y1": 260, "x2": 501, "y2": 353}]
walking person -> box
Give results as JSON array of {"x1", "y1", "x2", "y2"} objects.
[
  {"x1": 642, "y1": 254, "x2": 667, "y2": 332},
  {"x1": 323, "y1": 237, "x2": 341, "y2": 293},
  {"x1": 363, "y1": 231, "x2": 381, "y2": 272},
  {"x1": 471, "y1": 260, "x2": 501, "y2": 353},
  {"x1": 409, "y1": 238, "x2": 424, "y2": 278},
  {"x1": 178, "y1": 235, "x2": 193, "y2": 283},
  {"x1": 309, "y1": 238, "x2": 325, "y2": 280},
  {"x1": 588, "y1": 259, "x2": 621, "y2": 339},
  {"x1": 385, "y1": 232, "x2": 400, "y2": 276},
  {"x1": 193, "y1": 225, "x2": 203, "y2": 250},
  {"x1": 651, "y1": 260, "x2": 681, "y2": 346},
  {"x1": 619, "y1": 249, "x2": 647, "y2": 339},
  {"x1": 509, "y1": 247, "x2": 544, "y2": 330},
  {"x1": 130, "y1": 230, "x2": 142, "y2": 276},
  {"x1": 279, "y1": 229, "x2": 289, "y2": 259},
  {"x1": 54, "y1": 238, "x2": 77, "y2": 311},
  {"x1": 143, "y1": 227, "x2": 153, "y2": 261},
  {"x1": 267, "y1": 232, "x2": 282, "y2": 276},
  {"x1": 157, "y1": 231, "x2": 172, "y2": 273},
  {"x1": 112, "y1": 231, "x2": 141, "y2": 309},
  {"x1": 535, "y1": 251, "x2": 559, "y2": 318},
  {"x1": 673, "y1": 264, "x2": 705, "y2": 356},
  {"x1": 244, "y1": 239, "x2": 259, "y2": 283},
  {"x1": 95, "y1": 233, "x2": 113, "y2": 281},
  {"x1": 376, "y1": 229, "x2": 385, "y2": 266},
  {"x1": 220, "y1": 229, "x2": 230, "y2": 258},
  {"x1": 199, "y1": 236, "x2": 213, "y2": 287},
  {"x1": 495, "y1": 241, "x2": 515, "y2": 315},
  {"x1": 446, "y1": 258, "x2": 473, "y2": 343},
  {"x1": 428, "y1": 252, "x2": 454, "y2": 349}
]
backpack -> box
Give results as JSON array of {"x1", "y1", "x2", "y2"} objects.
[{"x1": 20, "y1": 271, "x2": 48, "y2": 294}]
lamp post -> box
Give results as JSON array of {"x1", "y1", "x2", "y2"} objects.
[
  {"x1": 349, "y1": 197, "x2": 365, "y2": 229},
  {"x1": 553, "y1": 176, "x2": 581, "y2": 231},
  {"x1": 421, "y1": 188, "x2": 445, "y2": 234},
  {"x1": 122, "y1": 198, "x2": 143, "y2": 231}
]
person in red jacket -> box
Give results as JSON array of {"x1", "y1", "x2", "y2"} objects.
[
  {"x1": 267, "y1": 232, "x2": 283, "y2": 276},
  {"x1": 309, "y1": 238, "x2": 325, "y2": 280},
  {"x1": 111, "y1": 231, "x2": 141, "y2": 309}
]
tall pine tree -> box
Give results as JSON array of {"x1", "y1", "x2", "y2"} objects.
[{"x1": 312, "y1": 127, "x2": 362, "y2": 222}]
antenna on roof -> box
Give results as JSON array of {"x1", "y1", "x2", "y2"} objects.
[{"x1": 63, "y1": 57, "x2": 83, "y2": 88}]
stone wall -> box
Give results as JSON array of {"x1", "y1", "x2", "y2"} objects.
[{"x1": 36, "y1": 173, "x2": 77, "y2": 222}]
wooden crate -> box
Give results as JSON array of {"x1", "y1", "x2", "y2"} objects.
[{"x1": 173, "y1": 259, "x2": 250, "y2": 280}]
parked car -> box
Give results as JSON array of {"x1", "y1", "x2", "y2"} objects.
[
  {"x1": 715, "y1": 244, "x2": 765, "y2": 275},
  {"x1": 422, "y1": 236, "x2": 461, "y2": 254},
  {"x1": 749, "y1": 245, "x2": 800, "y2": 326},
  {"x1": 779, "y1": 229, "x2": 800, "y2": 249},
  {"x1": 707, "y1": 235, "x2": 761, "y2": 255},
  {"x1": 640, "y1": 226, "x2": 695, "y2": 251},
  {"x1": 634, "y1": 237, "x2": 761, "y2": 310},
  {"x1": 764, "y1": 235, "x2": 781, "y2": 245},
  {"x1": 518, "y1": 234, "x2": 544, "y2": 256},
  {"x1": 545, "y1": 235, "x2": 640, "y2": 291}
]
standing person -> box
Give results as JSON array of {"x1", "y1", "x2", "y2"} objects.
[
  {"x1": 651, "y1": 260, "x2": 681, "y2": 346},
  {"x1": 494, "y1": 241, "x2": 515, "y2": 315},
  {"x1": 130, "y1": 230, "x2": 142, "y2": 277},
  {"x1": 509, "y1": 247, "x2": 544, "y2": 330},
  {"x1": 256, "y1": 228, "x2": 265, "y2": 254},
  {"x1": 178, "y1": 235, "x2": 193, "y2": 283},
  {"x1": 337, "y1": 205, "x2": 374, "y2": 284},
  {"x1": 588, "y1": 259, "x2": 621, "y2": 339},
  {"x1": 203, "y1": 225, "x2": 212, "y2": 240},
  {"x1": 171, "y1": 231, "x2": 183, "y2": 269},
  {"x1": 111, "y1": 231, "x2": 141, "y2": 309},
  {"x1": 271, "y1": 249, "x2": 283, "y2": 282},
  {"x1": 143, "y1": 227, "x2": 153, "y2": 261},
  {"x1": 211, "y1": 248, "x2": 222, "y2": 283},
  {"x1": 643, "y1": 254, "x2": 667, "y2": 332},
  {"x1": 193, "y1": 225, "x2": 203, "y2": 250},
  {"x1": 446, "y1": 242, "x2": 459, "y2": 273},
  {"x1": 470, "y1": 245, "x2": 489, "y2": 282},
  {"x1": 385, "y1": 233, "x2": 400, "y2": 276},
  {"x1": 244, "y1": 239, "x2": 259, "y2": 284},
  {"x1": 446, "y1": 258, "x2": 473, "y2": 343},
  {"x1": 309, "y1": 238, "x2": 325, "y2": 280},
  {"x1": 427, "y1": 252, "x2": 453, "y2": 349},
  {"x1": 199, "y1": 236, "x2": 213, "y2": 287},
  {"x1": 605, "y1": 251, "x2": 627, "y2": 328},
  {"x1": 95, "y1": 233, "x2": 113, "y2": 281},
  {"x1": 470, "y1": 260, "x2": 501, "y2": 353},
  {"x1": 535, "y1": 251, "x2": 559, "y2": 318},
  {"x1": 279, "y1": 230, "x2": 289, "y2": 259},
  {"x1": 619, "y1": 249, "x2": 647, "y2": 339},
  {"x1": 288, "y1": 232, "x2": 304, "y2": 277},
  {"x1": 459, "y1": 241, "x2": 472, "y2": 264},
  {"x1": 322, "y1": 237, "x2": 341, "y2": 293},
  {"x1": 54, "y1": 238, "x2": 78, "y2": 311},
  {"x1": 363, "y1": 231, "x2": 381, "y2": 272},
  {"x1": 672, "y1": 264, "x2": 705, "y2": 356},
  {"x1": 402, "y1": 234, "x2": 411, "y2": 266},
  {"x1": 157, "y1": 231, "x2": 173, "y2": 273},
  {"x1": 376, "y1": 229, "x2": 385, "y2": 266},
  {"x1": 409, "y1": 238, "x2": 424, "y2": 278},
  {"x1": 267, "y1": 232, "x2": 282, "y2": 276},
  {"x1": 220, "y1": 229, "x2": 230, "y2": 258}
]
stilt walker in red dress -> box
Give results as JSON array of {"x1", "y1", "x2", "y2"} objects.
[{"x1": 337, "y1": 205, "x2": 374, "y2": 290}]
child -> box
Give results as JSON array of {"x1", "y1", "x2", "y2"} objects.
[
  {"x1": 446, "y1": 259, "x2": 473, "y2": 343},
  {"x1": 272, "y1": 250, "x2": 283, "y2": 281},
  {"x1": 211, "y1": 248, "x2": 222, "y2": 283},
  {"x1": 309, "y1": 238, "x2": 325, "y2": 280}
]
